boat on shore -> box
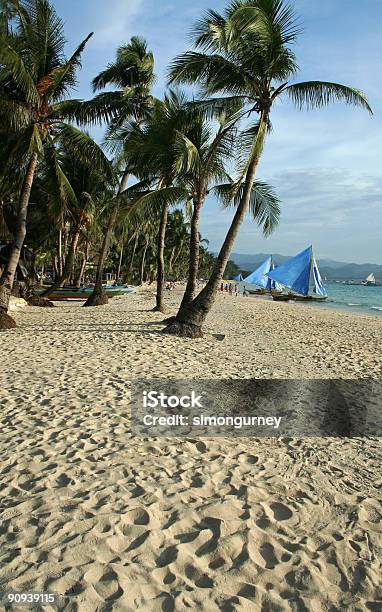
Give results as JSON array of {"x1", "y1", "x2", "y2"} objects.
[
  {"x1": 266, "y1": 246, "x2": 328, "y2": 302},
  {"x1": 36, "y1": 285, "x2": 135, "y2": 300},
  {"x1": 243, "y1": 257, "x2": 282, "y2": 296}
]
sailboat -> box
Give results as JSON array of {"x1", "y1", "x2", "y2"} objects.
[
  {"x1": 233, "y1": 274, "x2": 244, "y2": 282},
  {"x1": 363, "y1": 273, "x2": 377, "y2": 286},
  {"x1": 266, "y1": 246, "x2": 328, "y2": 302},
  {"x1": 243, "y1": 256, "x2": 282, "y2": 295}
]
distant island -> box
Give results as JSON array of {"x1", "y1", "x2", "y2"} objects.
[{"x1": 226, "y1": 253, "x2": 382, "y2": 282}]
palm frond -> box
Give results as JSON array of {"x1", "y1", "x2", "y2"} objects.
[
  {"x1": 285, "y1": 81, "x2": 373, "y2": 114},
  {"x1": 173, "y1": 131, "x2": 202, "y2": 175},
  {"x1": 168, "y1": 52, "x2": 253, "y2": 96},
  {"x1": 0, "y1": 36, "x2": 39, "y2": 105},
  {"x1": 42, "y1": 135, "x2": 78, "y2": 215},
  {"x1": 119, "y1": 185, "x2": 189, "y2": 219},
  {"x1": 230, "y1": 0, "x2": 301, "y2": 45},
  {"x1": 41, "y1": 32, "x2": 93, "y2": 100},
  {"x1": 54, "y1": 124, "x2": 114, "y2": 182},
  {"x1": 218, "y1": 179, "x2": 280, "y2": 237}
]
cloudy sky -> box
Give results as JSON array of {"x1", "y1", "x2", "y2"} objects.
[{"x1": 55, "y1": 0, "x2": 381, "y2": 264}]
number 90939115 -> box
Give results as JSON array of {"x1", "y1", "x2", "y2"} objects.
[{"x1": 2, "y1": 592, "x2": 58, "y2": 607}]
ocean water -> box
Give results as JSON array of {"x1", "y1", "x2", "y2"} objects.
[
  {"x1": 323, "y1": 282, "x2": 382, "y2": 316},
  {"x1": 243, "y1": 281, "x2": 382, "y2": 316}
]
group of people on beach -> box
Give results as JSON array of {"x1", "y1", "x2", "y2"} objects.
[
  {"x1": 219, "y1": 282, "x2": 249, "y2": 297},
  {"x1": 165, "y1": 281, "x2": 176, "y2": 291}
]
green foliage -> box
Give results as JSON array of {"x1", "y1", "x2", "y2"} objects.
[{"x1": 1, "y1": 0, "x2": 372, "y2": 298}]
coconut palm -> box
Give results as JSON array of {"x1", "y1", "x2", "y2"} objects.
[
  {"x1": 40, "y1": 144, "x2": 110, "y2": 295},
  {"x1": 83, "y1": 37, "x2": 155, "y2": 306},
  {"x1": 170, "y1": 104, "x2": 280, "y2": 321},
  {"x1": 164, "y1": 0, "x2": 372, "y2": 337},
  {"x1": 123, "y1": 91, "x2": 196, "y2": 313},
  {"x1": 0, "y1": 0, "x2": 111, "y2": 328}
]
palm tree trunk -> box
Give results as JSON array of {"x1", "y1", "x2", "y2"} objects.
[
  {"x1": 84, "y1": 171, "x2": 129, "y2": 307},
  {"x1": 83, "y1": 203, "x2": 118, "y2": 306},
  {"x1": 153, "y1": 199, "x2": 168, "y2": 313},
  {"x1": 57, "y1": 229, "x2": 63, "y2": 277},
  {"x1": 52, "y1": 256, "x2": 58, "y2": 281},
  {"x1": 178, "y1": 195, "x2": 203, "y2": 309},
  {"x1": 0, "y1": 152, "x2": 38, "y2": 330},
  {"x1": 168, "y1": 246, "x2": 176, "y2": 273},
  {"x1": 74, "y1": 257, "x2": 86, "y2": 288},
  {"x1": 63, "y1": 225, "x2": 68, "y2": 267},
  {"x1": 128, "y1": 234, "x2": 138, "y2": 280},
  {"x1": 140, "y1": 238, "x2": 149, "y2": 285},
  {"x1": 164, "y1": 113, "x2": 268, "y2": 337},
  {"x1": 117, "y1": 243, "x2": 124, "y2": 281},
  {"x1": 74, "y1": 240, "x2": 89, "y2": 288},
  {"x1": 42, "y1": 225, "x2": 81, "y2": 296}
]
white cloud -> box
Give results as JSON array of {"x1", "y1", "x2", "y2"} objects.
[{"x1": 94, "y1": 0, "x2": 144, "y2": 46}]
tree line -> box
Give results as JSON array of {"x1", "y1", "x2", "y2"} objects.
[{"x1": 0, "y1": 0, "x2": 372, "y2": 335}]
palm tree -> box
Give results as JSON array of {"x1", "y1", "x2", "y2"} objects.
[
  {"x1": 40, "y1": 145, "x2": 109, "y2": 295},
  {"x1": 0, "y1": 0, "x2": 111, "y2": 329},
  {"x1": 170, "y1": 104, "x2": 280, "y2": 322},
  {"x1": 124, "y1": 92, "x2": 195, "y2": 313},
  {"x1": 83, "y1": 37, "x2": 155, "y2": 306},
  {"x1": 164, "y1": 0, "x2": 372, "y2": 337}
]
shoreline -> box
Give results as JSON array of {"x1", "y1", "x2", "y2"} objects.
[{"x1": 244, "y1": 289, "x2": 382, "y2": 318}]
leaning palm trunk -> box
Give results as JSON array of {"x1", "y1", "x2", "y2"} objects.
[
  {"x1": 164, "y1": 114, "x2": 268, "y2": 337},
  {"x1": 84, "y1": 172, "x2": 129, "y2": 307},
  {"x1": 178, "y1": 196, "x2": 203, "y2": 309},
  {"x1": 0, "y1": 152, "x2": 38, "y2": 330},
  {"x1": 153, "y1": 199, "x2": 168, "y2": 313}
]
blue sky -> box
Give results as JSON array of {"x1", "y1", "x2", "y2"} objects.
[{"x1": 55, "y1": 0, "x2": 381, "y2": 264}]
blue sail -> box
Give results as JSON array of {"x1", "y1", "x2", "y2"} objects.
[
  {"x1": 266, "y1": 246, "x2": 313, "y2": 296},
  {"x1": 312, "y1": 258, "x2": 327, "y2": 296},
  {"x1": 244, "y1": 257, "x2": 273, "y2": 289},
  {"x1": 269, "y1": 263, "x2": 283, "y2": 292},
  {"x1": 233, "y1": 274, "x2": 243, "y2": 281}
]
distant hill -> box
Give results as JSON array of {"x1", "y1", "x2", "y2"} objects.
[{"x1": 229, "y1": 252, "x2": 382, "y2": 281}]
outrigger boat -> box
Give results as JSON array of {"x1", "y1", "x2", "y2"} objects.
[
  {"x1": 243, "y1": 256, "x2": 282, "y2": 295},
  {"x1": 36, "y1": 286, "x2": 135, "y2": 300},
  {"x1": 266, "y1": 246, "x2": 328, "y2": 302}
]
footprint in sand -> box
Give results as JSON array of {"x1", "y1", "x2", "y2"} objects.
[
  {"x1": 123, "y1": 507, "x2": 150, "y2": 526},
  {"x1": 260, "y1": 542, "x2": 279, "y2": 569},
  {"x1": 156, "y1": 546, "x2": 178, "y2": 567},
  {"x1": 270, "y1": 502, "x2": 293, "y2": 521}
]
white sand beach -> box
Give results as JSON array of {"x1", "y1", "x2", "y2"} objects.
[{"x1": 1, "y1": 287, "x2": 381, "y2": 610}]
